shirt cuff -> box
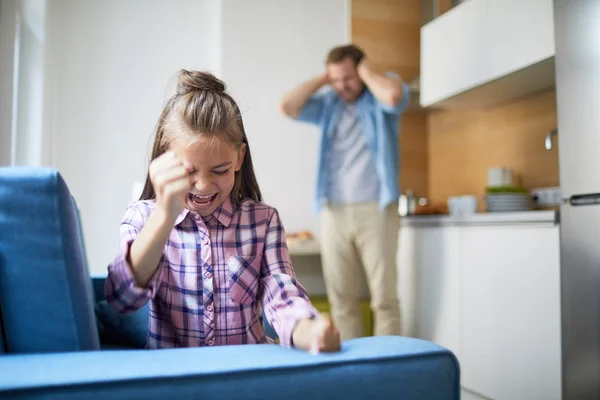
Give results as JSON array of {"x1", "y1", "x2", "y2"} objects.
[
  {"x1": 105, "y1": 241, "x2": 160, "y2": 313},
  {"x1": 280, "y1": 302, "x2": 318, "y2": 348}
]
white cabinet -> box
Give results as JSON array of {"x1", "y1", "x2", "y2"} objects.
[
  {"x1": 399, "y1": 226, "x2": 461, "y2": 358},
  {"x1": 487, "y1": 0, "x2": 555, "y2": 80},
  {"x1": 460, "y1": 225, "x2": 561, "y2": 400},
  {"x1": 420, "y1": 0, "x2": 489, "y2": 106},
  {"x1": 398, "y1": 225, "x2": 419, "y2": 337},
  {"x1": 399, "y1": 219, "x2": 561, "y2": 400},
  {"x1": 420, "y1": 0, "x2": 555, "y2": 109}
]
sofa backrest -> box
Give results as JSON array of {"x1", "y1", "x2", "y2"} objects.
[
  {"x1": 0, "y1": 305, "x2": 5, "y2": 354},
  {"x1": 0, "y1": 167, "x2": 99, "y2": 353}
]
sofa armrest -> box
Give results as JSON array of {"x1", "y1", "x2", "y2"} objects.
[{"x1": 0, "y1": 336, "x2": 459, "y2": 399}]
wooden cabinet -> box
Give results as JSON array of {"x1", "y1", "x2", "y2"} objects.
[
  {"x1": 398, "y1": 218, "x2": 561, "y2": 399},
  {"x1": 420, "y1": 0, "x2": 555, "y2": 109}
]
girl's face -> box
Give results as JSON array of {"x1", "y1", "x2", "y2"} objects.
[{"x1": 170, "y1": 134, "x2": 245, "y2": 217}]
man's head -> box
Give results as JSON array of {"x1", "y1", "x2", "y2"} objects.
[{"x1": 326, "y1": 44, "x2": 366, "y2": 102}]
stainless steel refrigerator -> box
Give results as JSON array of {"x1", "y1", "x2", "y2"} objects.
[{"x1": 554, "y1": 1, "x2": 600, "y2": 398}]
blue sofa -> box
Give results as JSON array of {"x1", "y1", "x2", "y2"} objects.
[{"x1": 0, "y1": 167, "x2": 460, "y2": 399}]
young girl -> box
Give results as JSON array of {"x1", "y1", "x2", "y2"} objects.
[{"x1": 105, "y1": 70, "x2": 340, "y2": 353}]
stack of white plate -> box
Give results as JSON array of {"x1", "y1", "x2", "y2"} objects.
[{"x1": 485, "y1": 193, "x2": 533, "y2": 212}]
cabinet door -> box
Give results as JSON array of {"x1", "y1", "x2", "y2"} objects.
[
  {"x1": 460, "y1": 225, "x2": 561, "y2": 400},
  {"x1": 488, "y1": 0, "x2": 555, "y2": 79},
  {"x1": 415, "y1": 226, "x2": 461, "y2": 359},
  {"x1": 420, "y1": 0, "x2": 489, "y2": 106},
  {"x1": 398, "y1": 226, "x2": 418, "y2": 338}
]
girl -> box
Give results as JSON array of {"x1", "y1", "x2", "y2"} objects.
[{"x1": 105, "y1": 70, "x2": 340, "y2": 353}]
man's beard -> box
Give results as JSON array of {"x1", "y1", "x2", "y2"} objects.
[{"x1": 339, "y1": 84, "x2": 366, "y2": 102}]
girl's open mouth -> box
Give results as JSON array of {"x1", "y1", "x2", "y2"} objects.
[{"x1": 188, "y1": 193, "x2": 217, "y2": 207}]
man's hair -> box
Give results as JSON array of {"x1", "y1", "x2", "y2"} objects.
[{"x1": 326, "y1": 44, "x2": 365, "y2": 66}]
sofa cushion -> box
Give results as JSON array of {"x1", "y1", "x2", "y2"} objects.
[
  {"x1": 0, "y1": 336, "x2": 460, "y2": 399},
  {"x1": 0, "y1": 167, "x2": 99, "y2": 353},
  {"x1": 95, "y1": 301, "x2": 148, "y2": 349}
]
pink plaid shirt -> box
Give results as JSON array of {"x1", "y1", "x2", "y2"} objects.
[{"x1": 105, "y1": 197, "x2": 316, "y2": 349}]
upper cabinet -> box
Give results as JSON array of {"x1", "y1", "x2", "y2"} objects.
[
  {"x1": 420, "y1": 0, "x2": 555, "y2": 109},
  {"x1": 420, "y1": 0, "x2": 489, "y2": 107},
  {"x1": 487, "y1": 0, "x2": 555, "y2": 79}
]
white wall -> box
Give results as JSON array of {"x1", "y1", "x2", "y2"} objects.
[
  {"x1": 14, "y1": 0, "x2": 46, "y2": 166},
  {"x1": 1, "y1": 0, "x2": 48, "y2": 167},
  {"x1": 0, "y1": 0, "x2": 18, "y2": 165},
  {"x1": 5, "y1": 0, "x2": 348, "y2": 275},
  {"x1": 46, "y1": 0, "x2": 220, "y2": 273},
  {"x1": 221, "y1": 0, "x2": 349, "y2": 238}
]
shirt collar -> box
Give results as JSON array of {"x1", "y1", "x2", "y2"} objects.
[
  {"x1": 174, "y1": 208, "x2": 191, "y2": 227},
  {"x1": 212, "y1": 196, "x2": 233, "y2": 227},
  {"x1": 174, "y1": 196, "x2": 233, "y2": 227},
  {"x1": 332, "y1": 88, "x2": 369, "y2": 111}
]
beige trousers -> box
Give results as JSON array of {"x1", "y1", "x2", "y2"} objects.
[{"x1": 320, "y1": 202, "x2": 401, "y2": 340}]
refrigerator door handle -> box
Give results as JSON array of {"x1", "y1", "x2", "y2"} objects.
[{"x1": 569, "y1": 193, "x2": 600, "y2": 206}]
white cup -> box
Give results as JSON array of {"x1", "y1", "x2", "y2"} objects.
[
  {"x1": 448, "y1": 197, "x2": 462, "y2": 217},
  {"x1": 448, "y1": 195, "x2": 478, "y2": 217},
  {"x1": 488, "y1": 167, "x2": 513, "y2": 187},
  {"x1": 461, "y1": 195, "x2": 478, "y2": 215}
]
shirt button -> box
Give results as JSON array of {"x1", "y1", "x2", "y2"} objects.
[
  {"x1": 208, "y1": 340, "x2": 215, "y2": 346},
  {"x1": 204, "y1": 271, "x2": 212, "y2": 279},
  {"x1": 206, "y1": 304, "x2": 213, "y2": 312}
]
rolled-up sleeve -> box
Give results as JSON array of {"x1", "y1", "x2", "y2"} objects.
[
  {"x1": 105, "y1": 203, "x2": 164, "y2": 314},
  {"x1": 379, "y1": 74, "x2": 410, "y2": 115},
  {"x1": 296, "y1": 90, "x2": 329, "y2": 126},
  {"x1": 260, "y1": 209, "x2": 317, "y2": 348}
]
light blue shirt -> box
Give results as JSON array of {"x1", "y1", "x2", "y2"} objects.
[
  {"x1": 296, "y1": 75, "x2": 410, "y2": 212},
  {"x1": 327, "y1": 102, "x2": 380, "y2": 204}
]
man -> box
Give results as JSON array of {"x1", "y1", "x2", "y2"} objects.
[{"x1": 279, "y1": 44, "x2": 410, "y2": 340}]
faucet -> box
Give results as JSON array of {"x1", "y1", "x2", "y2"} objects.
[{"x1": 545, "y1": 129, "x2": 558, "y2": 150}]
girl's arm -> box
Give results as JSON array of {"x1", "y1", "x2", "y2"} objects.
[
  {"x1": 128, "y1": 151, "x2": 193, "y2": 286},
  {"x1": 105, "y1": 203, "x2": 166, "y2": 313},
  {"x1": 260, "y1": 209, "x2": 341, "y2": 352},
  {"x1": 105, "y1": 152, "x2": 193, "y2": 312},
  {"x1": 127, "y1": 207, "x2": 175, "y2": 287}
]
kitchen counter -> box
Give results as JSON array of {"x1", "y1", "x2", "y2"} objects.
[
  {"x1": 287, "y1": 239, "x2": 321, "y2": 256},
  {"x1": 401, "y1": 210, "x2": 559, "y2": 227}
]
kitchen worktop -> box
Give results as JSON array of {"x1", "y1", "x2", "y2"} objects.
[
  {"x1": 401, "y1": 210, "x2": 559, "y2": 227},
  {"x1": 287, "y1": 239, "x2": 321, "y2": 256}
]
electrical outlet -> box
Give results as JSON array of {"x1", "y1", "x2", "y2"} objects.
[{"x1": 531, "y1": 187, "x2": 562, "y2": 207}]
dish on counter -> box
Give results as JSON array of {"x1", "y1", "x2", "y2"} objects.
[{"x1": 485, "y1": 186, "x2": 533, "y2": 212}]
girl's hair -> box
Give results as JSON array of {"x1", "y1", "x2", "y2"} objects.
[{"x1": 139, "y1": 70, "x2": 262, "y2": 204}]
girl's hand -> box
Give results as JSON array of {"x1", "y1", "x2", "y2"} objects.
[
  {"x1": 309, "y1": 314, "x2": 341, "y2": 354},
  {"x1": 149, "y1": 152, "x2": 194, "y2": 221}
]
